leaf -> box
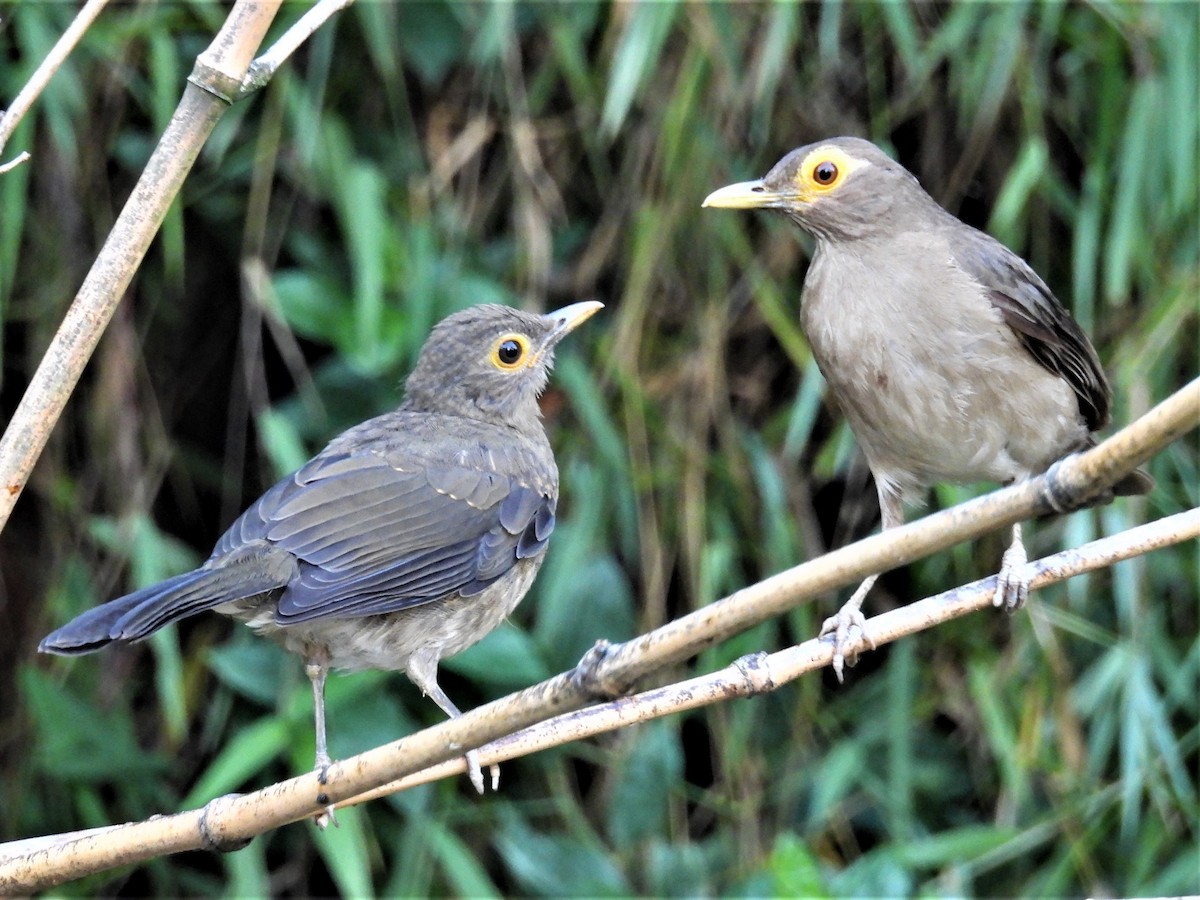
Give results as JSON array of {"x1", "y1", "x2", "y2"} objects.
[
  {"x1": 257, "y1": 406, "x2": 312, "y2": 478},
  {"x1": 206, "y1": 638, "x2": 290, "y2": 707},
  {"x1": 272, "y1": 268, "x2": 353, "y2": 345},
  {"x1": 182, "y1": 717, "x2": 293, "y2": 808},
  {"x1": 442, "y1": 624, "x2": 553, "y2": 689},
  {"x1": 424, "y1": 819, "x2": 502, "y2": 899},
  {"x1": 533, "y1": 544, "x2": 637, "y2": 673},
  {"x1": 22, "y1": 668, "x2": 166, "y2": 782},
  {"x1": 314, "y1": 803, "x2": 376, "y2": 899},
  {"x1": 221, "y1": 838, "x2": 270, "y2": 899},
  {"x1": 765, "y1": 832, "x2": 827, "y2": 897},
  {"x1": 496, "y1": 812, "x2": 629, "y2": 896},
  {"x1": 894, "y1": 825, "x2": 1018, "y2": 866},
  {"x1": 393, "y1": 0, "x2": 468, "y2": 85},
  {"x1": 606, "y1": 720, "x2": 683, "y2": 850},
  {"x1": 601, "y1": 1, "x2": 680, "y2": 137},
  {"x1": 988, "y1": 137, "x2": 1049, "y2": 249}
]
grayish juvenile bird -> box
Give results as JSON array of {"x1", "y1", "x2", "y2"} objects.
[
  {"x1": 41, "y1": 300, "x2": 602, "y2": 801},
  {"x1": 703, "y1": 136, "x2": 1149, "y2": 679}
]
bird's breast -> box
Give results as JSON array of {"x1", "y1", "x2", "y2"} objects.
[{"x1": 800, "y1": 239, "x2": 1087, "y2": 490}]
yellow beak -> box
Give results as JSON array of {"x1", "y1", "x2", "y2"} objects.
[
  {"x1": 702, "y1": 179, "x2": 787, "y2": 209},
  {"x1": 543, "y1": 300, "x2": 604, "y2": 341}
]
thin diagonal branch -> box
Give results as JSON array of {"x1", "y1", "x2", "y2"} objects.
[
  {"x1": 334, "y1": 504, "x2": 1200, "y2": 808},
  {"x1": 0, "y1": 150, "x2": 30, "y2": 174},
  {"x1": 239, "y1": 0, "x2": 357, "y2": 96},
  {"x1": 0, "y1": 0, "x2": 111, "y2": 170},
  {"x1": 0, "y1": 0, "x2": 298, "y2": 533}
]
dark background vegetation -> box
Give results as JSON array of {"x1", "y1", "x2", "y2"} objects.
[{"x1": 1, "y1": 1, "x2": 1196, "y2": 895}]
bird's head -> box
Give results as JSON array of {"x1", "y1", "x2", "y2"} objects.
[
  {"x1": 402, "y1": 301, "x2": 603, "y2": 427},
  {"x1": 703, "y1": 136, "x2": 931, "y2": 241}
]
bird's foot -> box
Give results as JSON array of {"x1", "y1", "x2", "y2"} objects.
[
  {"x1": 819, "y1": 602, "x2": 876, "y2": 683},
  {"x1": 313, "y1": 755, "x2": 339, "y2": 830},
  {"x1": 994, "y1": 541, "x2": 1031, "y2": 612},
  {"x1": 464, "y1": 748, "x2": 500, "y2": 794}
]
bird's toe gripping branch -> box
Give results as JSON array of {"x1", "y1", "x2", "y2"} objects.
[
  {"x1": 570, "y1": 639, "x2": 628, "y2": 701},
  {"x1": 994, "y1": 528, "x2": 1031, "y2": 612},
  {"x1": 819, "y1": 601, "x2": 876, "y2": 683},
  {"x1": 1040, "y1": 452, "x2": 1119, "y2": 515}
]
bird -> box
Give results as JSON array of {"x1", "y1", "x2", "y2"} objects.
[
  {"x1": 703, "y1": 136, "x2": 1150, "y2": 680},
  {"x1": 40, "y1": 300, "x2": 603, "y2": 812}
]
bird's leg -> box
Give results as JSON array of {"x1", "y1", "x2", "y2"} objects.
[
  {"x1": 305, "y1": 656, "x2": 338, "y2": 829},
  {"x1": 994, "y1": 522, "x2": 1030, "y2": 611},
  {"x1": 819, "y1": 481, "x2": 904, "y2": 682},
  {"x1": 308, "y1": 662, "x2": 331, "y2": 771},
  {"x1": 407, "y1": 652, "x2": 498, "y2": 794}
]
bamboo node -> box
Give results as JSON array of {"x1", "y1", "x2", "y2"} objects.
[
  {"x1": 186, "y1": 61, "x2": 242, "y2": 105},
  {"x1": 733, "y1": 651, "x2": 777, "y2": 694},
  {"x1": 197, "y1": 794, "x2": 252, "y2": 854}
]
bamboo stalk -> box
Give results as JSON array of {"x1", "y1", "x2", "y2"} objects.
[
  {"x1": 0, "y1": 0, "x2": 283, "y2": 532},
  {"x1": 0, "y1": 0, "x2": 112, "y2": 168}
]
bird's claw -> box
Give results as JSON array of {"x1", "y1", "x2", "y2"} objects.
[
  {"x1": 819, "y1": 604, "x2": 876, "y2": 683},
  {"x1": 465, "y1": 749, "x2": 500, "y2": 794},
  {"x1": 995, "y1": 542, "x2": 1030, "y2": 612},
  {"x1": 313, "y1": 760, "x2": 339, "y2": 829}
]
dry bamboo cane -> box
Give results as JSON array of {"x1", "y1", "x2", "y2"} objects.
[{"x1": 0, "y1": 0, "x2": 283, "y2": 532}]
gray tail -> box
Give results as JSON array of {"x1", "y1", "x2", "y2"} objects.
[
  {"x1": 1077, "y1": 436, "x2": 1155, "y2": 501},
  {"x1": 1113, "y1": 468, "x2": 1154, "y2": 496},
  {"x1": 39, "y1": 566, "x2": 284, "y2": 656}
]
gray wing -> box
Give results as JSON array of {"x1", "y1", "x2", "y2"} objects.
[
  {"x1": 952, "y1": 226, "x2": 1112, "y2": 430},
  {"x1": 212, "y1": 449, "x2": 555, "y2": 624}
]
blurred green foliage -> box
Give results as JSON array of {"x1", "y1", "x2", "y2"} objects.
[{"x1": 1, "y1": 1, "x2": 1196, "y2": 896}]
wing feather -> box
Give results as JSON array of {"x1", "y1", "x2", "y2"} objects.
[
  {"x1": 951, "y1": 226, "x2": 1112, "y2": 430},
  {"x1": 211, "y1": 445, "x2": 556, "y2": 624}
]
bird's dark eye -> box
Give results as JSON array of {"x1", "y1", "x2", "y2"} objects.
[
  {"x1": 813, "y1": 161, "x2": 839, "y2": 185},
  {"x1": 491, "y1": 334, "x2": 529, "y2": 370}
]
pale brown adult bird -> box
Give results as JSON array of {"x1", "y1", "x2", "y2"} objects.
[
  {"x1": 703, "y1": 136, "x2": 1149, "y2": 679},
  {"x1": 41, "y1": 301, "x2": 602, "y2": 811}
]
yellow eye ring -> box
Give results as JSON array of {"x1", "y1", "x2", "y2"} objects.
[
  {"x1": 794, "y1": 146, "x2": 865, "y2": 197},
  {"x1": 490, "y1": 333, "x2": 530, "y2": 370}
]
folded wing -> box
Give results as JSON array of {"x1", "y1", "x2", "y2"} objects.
[{"x1": 213, "y1": 449, "x2": 556, "y2": 625}]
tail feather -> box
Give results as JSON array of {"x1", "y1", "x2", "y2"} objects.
[
  {"x1": 1113, "y1": 468, "x2": 1154, "y2": 496},
  {"x1": 40, "y1": 562, "x2": 289, "y2": 656},
  {"x1": 109, "y1": 567, "x2": 280, "y2": 638},
  {"x1": 39, "y1": 578, "x2": 180, "y2": 655},
  {"x1": 1074, "y1": 437, "x2": 1155, "y2": 502}
]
